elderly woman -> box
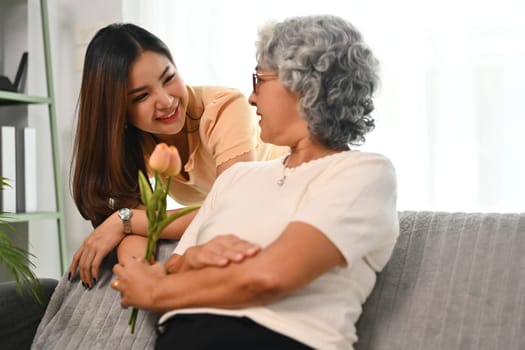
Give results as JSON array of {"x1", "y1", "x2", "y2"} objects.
[{"x1": 112, "y1": 14, "x2": 398, "y2": 350}]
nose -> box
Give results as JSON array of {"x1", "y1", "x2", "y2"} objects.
[
  {"x1": 156, "y1": 88, "x2": 174, "y2": 110},
  {"x1": 248, "y1": 91, "x2": 257, "y2": 106}
]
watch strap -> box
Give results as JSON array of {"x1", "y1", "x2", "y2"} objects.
[{"x1": 118, "y1": 208, "x2": 133, "y2": 234}]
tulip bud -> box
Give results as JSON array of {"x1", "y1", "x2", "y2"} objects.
[
  {"x1": 149, "y1": 143, "x2": 170, "y2": 173},
  {"x1": 166, "y1": 146, "x2": 182, "y2": 176}
]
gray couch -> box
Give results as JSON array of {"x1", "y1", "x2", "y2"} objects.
[
  {"x1": 2, "y1": 211, "x2": 524, "y2": 349},
  {"x1": 355, "y1": 211, "x2": 525, "y2": 350}
]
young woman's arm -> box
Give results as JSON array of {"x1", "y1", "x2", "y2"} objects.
[{"x1": 69, "y1": 207, "x2": 193, "y2": 288}]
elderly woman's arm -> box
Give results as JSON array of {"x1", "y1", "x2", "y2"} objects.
[{"x1": 113, "y1": 221, "x2": 344, "y2": 313}]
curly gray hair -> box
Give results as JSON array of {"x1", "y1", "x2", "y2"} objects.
[{"x1": 255, "y1": 15, "x2": 379, "y2": 148}]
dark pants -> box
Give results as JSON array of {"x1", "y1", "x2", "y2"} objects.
[{"x1": 155, "y1": 313, "x2": 312, "y2": 350}]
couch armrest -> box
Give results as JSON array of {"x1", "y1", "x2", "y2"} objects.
[{"x1": 0, "y1": 278, "x2": 58, "y2": 350}]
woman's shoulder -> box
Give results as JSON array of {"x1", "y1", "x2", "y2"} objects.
[
  {"x1": 328, "y1": 150, "x2": 394, "y2": 169},
  {"x1": 323, "y1": 150, "x2": 396, "y2": 183},
  {"x1": 190, "y1": 85, "x2": 247, "y2": 104}
]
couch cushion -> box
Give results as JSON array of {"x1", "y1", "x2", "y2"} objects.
[
  {"x1": 356, "y1": 211, "x2": 525, "y2": 350},
  {"x1": 31, "y1": 243, "x2": 177, "y2": 350}
]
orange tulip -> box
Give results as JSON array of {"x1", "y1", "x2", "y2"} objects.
[
  {"x1": 149, "y1": 143, "x2": 170, "y2": 174},
  {"x1": 166, "y1": 146, "x2": 182, "y2": 176}
]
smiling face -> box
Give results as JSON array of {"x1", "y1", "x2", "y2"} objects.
[
  {"x1": 126, "y1": 51, "x2": 188, "y2": 139},
  {"x1": 248, "y1": 67, "x2": 308, "y2": 147}
]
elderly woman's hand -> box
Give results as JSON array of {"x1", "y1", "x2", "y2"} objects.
[
  {"x1": 165, "y1": 234, "x2": 260, "y2": 274},
  {"x1": 111, "y1": 256, "x2": 166, "y2": 310},
  {"x1": 69, "y1": 211, "x2": 125, "y2": 288}
]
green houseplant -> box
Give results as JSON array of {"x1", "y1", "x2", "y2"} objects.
[{"x1": 0, "y1": 177, "x2": 42, "y2": 303}]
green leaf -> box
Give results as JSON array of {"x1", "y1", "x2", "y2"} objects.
[
  {"x1": 157, "y1": 205, "x2": 200, "y2": 235},
  {"x1": 157, "y1": 176, "x2": 172, "y2": 223},
  {"x1": 0, "y1": 177, "x2": 11, "y2": 189},
  {"x1": 138, "y1": 170, "x2": 153, "y2": 205},
  {"x1": 0, "y1": 177, "x2": 43, "y2": 304},
  {"x1": 158, "y1": 192, "x2": 167, "y2": 222},
  {"x1": 148, "y1": 186, "x2": 164, "y2": 213},
  {"x1": 0, "y1": 231, "x2": 43, "y2": 304}
]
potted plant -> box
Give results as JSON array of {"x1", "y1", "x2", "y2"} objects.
[{"x1": 0, "y1": 177, "x2": 42, "y2": 302}]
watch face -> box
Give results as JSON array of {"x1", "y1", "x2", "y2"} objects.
[
  {"x1": 119, "y1": 208, "x2": 131, "y2": 219},
  {"x1": 118, "y1": 208, "x2": 133, "y2": 234}
]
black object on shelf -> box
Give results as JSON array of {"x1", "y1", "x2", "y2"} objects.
[{"x1": 0, "y1": 52, "x2": 28, "y2": 92}]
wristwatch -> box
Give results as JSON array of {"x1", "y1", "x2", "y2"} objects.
[{"x1": 118, "y1": 208, "x2": 133, "y2": 234}]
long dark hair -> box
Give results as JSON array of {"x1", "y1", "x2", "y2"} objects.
[{"x1": 71, "y1": 23, "x2": 174, "y2": 227}]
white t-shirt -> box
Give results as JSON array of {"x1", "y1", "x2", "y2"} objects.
[{"x1": 160, "y1": 150, "x2": 399, "y2": 350}]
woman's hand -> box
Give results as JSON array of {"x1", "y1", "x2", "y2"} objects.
[
  {"x1": 165, "y1": 234, "x2": 260, "y2": 274},
  {"x1": 69, "y1": 211, "x2": 124, "y2": 288},
  {"x1": 112, "y1": 256, "x2": 166, "y2": 310}
]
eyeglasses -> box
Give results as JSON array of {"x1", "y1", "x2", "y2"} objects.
[{"x1": 252, "y1": 72, "x2": 278, "y2": 94}]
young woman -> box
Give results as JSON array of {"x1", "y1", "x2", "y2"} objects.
[{"x1": 68, "y1": 23, "x2": 286, "y2": 288}]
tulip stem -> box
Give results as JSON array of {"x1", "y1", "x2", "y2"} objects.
[{"x1": 128, "y1": 171, "x2": 199, "y2": 334}]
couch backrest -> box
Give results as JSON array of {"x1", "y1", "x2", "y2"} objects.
[
  {"x1": 0, "y1": 278, "x2": 58, "y2": 350},
  {"x1": 355, "y1": 211, "x2": 525, "y2": 350}
]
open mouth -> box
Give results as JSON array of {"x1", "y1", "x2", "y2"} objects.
[{"x1": 156, "y1": 105, "x2": 179, "y2": 123}]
